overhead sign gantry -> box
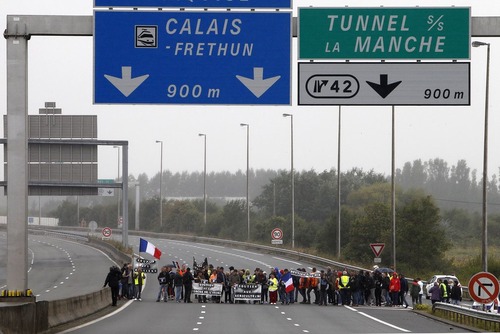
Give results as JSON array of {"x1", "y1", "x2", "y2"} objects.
[{"x1": 94, "y1": 0, "x2": 292, "y2": 9}]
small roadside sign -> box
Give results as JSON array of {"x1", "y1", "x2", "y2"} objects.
[
  {"x1": 370, "y1": 243, "x2": 385, "y2": 257},
  {"x1": 271, "y1": 228, "x2": 283, "y2": 240},
  {"x1": 102, "y1": 227, "x2": 112, "y2": 239},
  {"x1": 468, "y1": 272, "x2": 500, "y2": 304}
]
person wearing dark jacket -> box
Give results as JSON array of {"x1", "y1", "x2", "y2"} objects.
[
  {"x1": 156, "y1": 266, "x2": 171, "y2": 302},
  {"x1": 104, "y1": 266, "x2": 122, "y2": 306},
  {"x1": 450, "y1": 280, "x2": 462, "y2": 305},
  {"x1": 183, "y1": 267, "x2": 194, "y2": 303}
]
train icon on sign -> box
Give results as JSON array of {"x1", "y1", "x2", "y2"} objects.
[{"x1": 135, "y1": 26, "x2": 157, "y2": 48}]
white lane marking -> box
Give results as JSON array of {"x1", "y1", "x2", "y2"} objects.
[
  {"x1": 272, "y1": 256, "x2": 302, "y2": 266},
  {"x1": 231, "y1": 249, "x2": 263, "y2": 256},
  {"x1": 357, "y1": 311, "x2": 411, "y2": 332},
  {"x1": 58, "y1": 299, "x2": 135, "y2": 333}
]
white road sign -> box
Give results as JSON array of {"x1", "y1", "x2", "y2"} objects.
[
  {"x1": 98, "y1": 188, "x2": 115, "y2": 196},
  {"x1": 298, "y1": 62, "x2": 469, "y2": 106}
]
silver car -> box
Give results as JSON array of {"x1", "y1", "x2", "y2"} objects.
[{"x1": 425, "y1": 274, "x2": 461, "y2": 299}]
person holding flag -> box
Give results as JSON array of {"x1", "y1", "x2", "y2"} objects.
[
  {"x1": 280, "y1": 268, "x2": 295, "y2": 305},
  {"x1": 139, "y1": 238, "x2": 162, "y2": 259}
]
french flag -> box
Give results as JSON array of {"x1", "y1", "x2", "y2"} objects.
[
  {"x1": 282, "y1": 271, "x2": 294, "y2": 293},
  {"x1": 139, "y1": 238, "x2": 162, "y2": 259}
]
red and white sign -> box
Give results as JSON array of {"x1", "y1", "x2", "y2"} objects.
[
  {"x1": 370, "y1": 243, "x2": 385, "y2": 257},
  {"x1": 271, "y1": 228, "x2": 283, "y2": 240},
  {"x1": 102, "y1": 227, "x2": 112, "y2": 238},
  {"x1": 468, "y1": 272, "x2": 500, "y2": 304}
]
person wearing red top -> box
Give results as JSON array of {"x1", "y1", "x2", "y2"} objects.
[{"x1": 389, "y1": 272, "x2": 401, "y2": 306}]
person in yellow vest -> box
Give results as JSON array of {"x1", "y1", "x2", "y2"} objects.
[
  {"x1": 439, "y1": 279, "x2": 449, "y2": 303},
  {"x1": 133, "y1": 267, "x2": 146, "y2": 301},
  {"x1": 268, "y1": 272, "x2": 279, "y2": 305},
  {"x1": 338, "y1": 270, "x2": 351, "y2": 306}
]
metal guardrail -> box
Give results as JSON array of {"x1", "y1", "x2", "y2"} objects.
[
  {"x1": 28, "y1": 228, "x2": 89, "y2": 243},
  {"x1": 433, "y1": 302, "x2": 500, "y2": 331},
  {"x1": 132, "y1": 230, "x2": 369, "y2": 273}
]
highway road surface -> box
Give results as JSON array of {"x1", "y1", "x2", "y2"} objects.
[
  {"x1": 0, "y1": 231, "x2": 116, "y2": 301},
  {"x1": 63, "y1": 236, "x2": 473, "y2": 333}
]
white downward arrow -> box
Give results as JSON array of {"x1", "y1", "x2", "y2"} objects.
[
  {"x1": 236, "y1": 67, "x2": 281, "y2": 98},
  {"x1": 104, "y1": 66, "x2": 149, "y2": 97}
]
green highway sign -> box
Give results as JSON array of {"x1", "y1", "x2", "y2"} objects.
[
  {"x1": 98, "y1": 179, "x2": 114, "y2": 184},
  {"x1": 298, "y1": 7, "x2": 470, "y2": 60}
]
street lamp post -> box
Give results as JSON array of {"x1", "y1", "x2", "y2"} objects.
[
  {"x1": 240, "y1": 124, "x2": 250, "y2": 241},
  {"x1": 283, "y1": 113, "x2": 295, "y2": 249},
  {"x1": 472, "y1": 40, "x2": 490, "y2": 272},
  {"x1": 113, "y1": 146, "x2": 120, "y2": 227},
  {"x1": 198, "y1": 134, "x2": 207, "y2": 225},
  {"x1": 155, "y1": 140, "x2": 163, "y2": 227}
]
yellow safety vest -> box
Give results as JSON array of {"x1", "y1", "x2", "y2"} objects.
[
  {"x1": 134, "y1": 272, "x2": 146, "y2": 285},
  {"x1": 440, "y1": 283, "x2": 448, "y2": 297},
  {"x1": 268, "y1": 278, "x2": 278, "y2": 292},
  {"x1": 340, "y1": 275, "x2": 350, "y2": 289}
]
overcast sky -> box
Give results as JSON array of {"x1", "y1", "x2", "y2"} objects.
[{"x1": 1, "y1": 0, "x2": 499, "y2": 181}]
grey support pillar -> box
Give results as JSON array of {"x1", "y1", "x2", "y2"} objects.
[
  {"x1": 5, "y1": 16, "x2": 30, "y2": 291},
  {"x1": 122, "y1": 144, "x2": 129, "y2": 248}
]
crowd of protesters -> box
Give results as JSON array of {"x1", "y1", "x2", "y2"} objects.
[{"x1": 104, "y1": 260, "x2": 439, "y2": 308}]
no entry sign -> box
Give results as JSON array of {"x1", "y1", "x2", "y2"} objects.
[
  {"x1": 468, "y1": 272, "x2": 500, "y2": 304},
  {"x1": 102, "y1": 227, "x2": 112, "y2": 238}
]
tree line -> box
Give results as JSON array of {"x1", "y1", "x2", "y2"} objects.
[{"x1": 49, "y1": 157, "x2": 500, "y2": 279}]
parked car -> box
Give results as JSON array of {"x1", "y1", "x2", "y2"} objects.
[{"x1": 425, "y1": 275, "x2": 461, "y2": 299}]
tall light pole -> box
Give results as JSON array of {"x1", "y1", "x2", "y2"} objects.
[
  {"x1": 472, "y1": 40, "x2": 490, "y2": 272},
  {"x1": 155, "y1": 140, "x2": 163, "y2": 227},
  {"x1": 283, "y1": 113, "x2": 295, "y2": 249},
  {"x1": 113, "y1": 145, "x2": 120, "y2": 227},
  {"x1": 240, "y1": 123, "x2": 250, "y2": 241},
  {"x1": 198, "y1": 133, "x2": 207, "y2": 225}
]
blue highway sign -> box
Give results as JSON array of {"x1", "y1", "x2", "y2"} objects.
[
  {"x1": 94, "y1": 11, "x2": 291, "y2": 105},
  {"x1": 94, "y1": 0, "x2": 292, "y2": 8}
]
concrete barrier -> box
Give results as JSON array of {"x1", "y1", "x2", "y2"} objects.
[
  {"x1": 48, "y1": 288, "x2": 111, "y2": 328},
  {"x1": 0, "y1": 289, "x2": 111, "y2": 334},
  {"x1": 0, "y1": 301, "x2": 47, "y2": 334}
]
